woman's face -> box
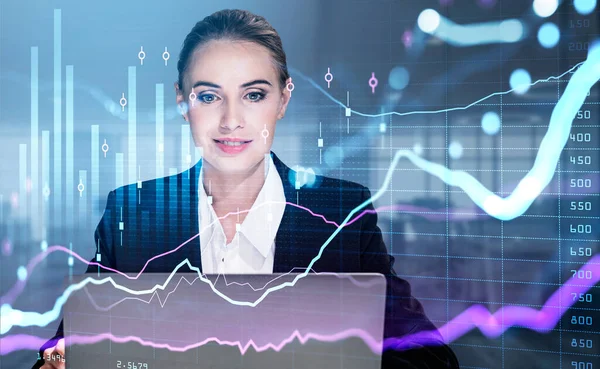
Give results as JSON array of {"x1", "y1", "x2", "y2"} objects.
[{"x1": 175, "y1": 39, "x2": 291, "y2": 175}]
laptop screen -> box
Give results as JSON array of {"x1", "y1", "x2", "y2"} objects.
[{"x1": 63, "y1": 272, "x2": 387, "y2": 369}]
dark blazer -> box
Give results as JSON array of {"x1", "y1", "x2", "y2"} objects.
[{"x1": 33, "y1": 151, "x2": 459, "y2": 369}]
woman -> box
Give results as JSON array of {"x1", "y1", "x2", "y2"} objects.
[{"x1": 35, "y1": 9, "x2": 459, "y2": 369}]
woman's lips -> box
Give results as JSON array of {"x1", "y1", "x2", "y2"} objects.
[{"x1": 213, "y1": 139, "x2": 252, "y2": 154}]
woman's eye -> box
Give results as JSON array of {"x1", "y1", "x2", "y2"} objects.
[
  {"x1": 198, "y1": 93, "x2": 218, "y2": 104},
  {"x1": 246, "y1": 92, "x2": 265, "y2": 102}
]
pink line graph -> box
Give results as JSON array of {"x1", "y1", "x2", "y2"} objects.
[
  {"x1": 2, "y1": 255, "x2": 598, "y2": 356},
  {"x1": 0, "y1": 202, "x2": 479, "y2": 305}
]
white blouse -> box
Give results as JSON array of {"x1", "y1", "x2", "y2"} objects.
[{"x1": 198, "y1": 155, "x2": 286, "y2": 274}]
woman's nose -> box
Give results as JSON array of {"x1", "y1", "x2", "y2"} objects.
[{"x1": 219, "y1": 101, "x2": 245, "y2": 131}]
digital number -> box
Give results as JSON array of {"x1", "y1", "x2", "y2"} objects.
[
  {"x1": 572, "y1": 361, "x2": 593, "y2": 369},
  {"x1": 570, "y1": 156, "x2": 592, "y2": 165},
  {"x1": 571, "y1": 315, "x2": 593, "y2": 325},
  {"x1": 570, "y1": 201, "x2": 592, "y2": 211},
  {"x1": 571, "y1": 179, "x2": 592, "y2": 188},
  {"x1": 571, "y1": 292, "x2": 593, "y2": 302},
  {"x1": 570, "y1": 247, "x2": 593, "y2": 257},
  {"x1": 46, "y1": 353, "x2": 65, "y2": 363},
  {"x1": 570, "y1": 133, "x2": 592, "y2": 142},
  {"x1": 116, "y1": 362, "x2": 148, "y2": 369},
  {"x1": 576, "y1": 110, "x2": 591, "y2": 119},
  {"x1": 570, "y1": 224, "x2": 593, "y2": 234},
  {"x1": 569, "y1": 42, "x2": 590, "y2": 51},
  {"x1": 571, "y1": 338, "x2": 593, "y2": 348},
  {"x1": 570, "y1": 19, "x2": 591, "y2": 28},
  {"x1": 571, "y1": 269, "x2": 593, "y2": 279}
]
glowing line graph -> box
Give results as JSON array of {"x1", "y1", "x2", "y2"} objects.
[
  {"x1": 1, "y1": 254, "x2": 599, "y2": 355},
  {"x1": 1, "y1": 329, "x2": 383, "y2": 356},
  {"x1": 81, "y1": 272, "x2": 384, "y2": 312},
  {"x1": 3, "y1": 45, "x2": 600, "y2": 332},
  {"x1": 0, "y1": 201, "x2": 487, "y2": 308},
  {"x1": 289, "y1": 60, "x2": 583, "y2": 119},
  {"x1": 0, "y1": 200, "x2": 397, "y2": 308}
]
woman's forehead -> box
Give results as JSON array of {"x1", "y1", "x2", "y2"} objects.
[{"x1": 186, "y1": 40, "x2": 278, "y2": 87}]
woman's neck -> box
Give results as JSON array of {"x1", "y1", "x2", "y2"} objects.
[{"x1": 201, "y1": 158, "x2": 266, "y2": 213}]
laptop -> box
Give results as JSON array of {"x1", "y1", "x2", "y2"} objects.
[{"x1": 63, "y1": 272, "x2": 387, "y2": 369}]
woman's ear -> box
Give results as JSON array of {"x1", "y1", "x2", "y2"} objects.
[
  {"x1": 277, "y1": 77, "x2": 292, "y2": 120},
  {"x1": 174, "y1": 81, "x2": 189, "y2": 122}
]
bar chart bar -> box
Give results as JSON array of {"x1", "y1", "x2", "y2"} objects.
[
  {"x1": 115, "y1": 153, "x2": 124, "y2": 206},
  {"x1": 155, "y1": 85, "x2": 165, "y2": 243},
  {"x1": 91, "y1": 125, "x2": 99, "y2": 219},
  {"x1": 66, "y1": 65, "x2": 74, "y2": 227},
  {"x1": 127, "y1": 66, "x2": 137, "y2": 239},
  {"x1": 115, "y1": 153, "x2": 124, "y2": 189},
  {"x1": 128, "y1": 66, "x2": 137, "y2": 186},
  {"x1": 42, "y1": 131, "x2": 49, "y2": 240},
  {"x1": 30, "y1": 46, "x2": 39, "y2": 239},
  {"x1": 156, "y1": 83, "x2": 164, "y2": 179},
  {"x1": 78, "y1": 170, "x2": 87, "y2": 228},
  {"x1": 181, "y1": 124, "x2": 190, "y2": 173},
  {"x1": 53, "y1": 9, "x2": 62, "y2": 229},
  {"x1": 19, "y1": 144, "x2": 28, "y2": 220}
]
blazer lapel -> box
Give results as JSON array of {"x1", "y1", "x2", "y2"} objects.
[
  {"x1": 271, "y1": 151, "x2": 335, "y2": 273},
  {"x1": 271, "y1": 151, "x2": 300, "y2": 273}
]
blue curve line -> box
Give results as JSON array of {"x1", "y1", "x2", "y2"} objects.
[
  {"x1": 419, "y1": 9, "x2": 526, "y2": 46},
  {"x1": 2, "y1": 44, "x2": 600, "y2": 332}
]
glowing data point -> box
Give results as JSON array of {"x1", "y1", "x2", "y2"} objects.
[
  {"x1": 119, "y1": 93, "x2": 127, "y2": 111},
  {"x1": 533, "y1": 0, "x2": 558, "y2": 18},
  {"x1": 17, "y1": 266, "x2": 27, "y2": 281},
  {"x1": 448, "y1": 141, "x2": 463, "y2": 159},
  {"x1": 261, "y1": 124, "x2": 270, "y2": 144},
  {"x1": 101, "y1": 139, "x2": 109, "y2": 158},
  {"x1": 413, "y1": 143, "x2": 424, "y2": 155},
  {"x1": 189, "y1": 91, "x2": 197, "y2": 107},
  {"x1": 286, "y1": 81, "x2": 295, "y2": 97},
  {"x1": 574, "y1": 0, "x2": 597, "y2": 14},
  {"x1": 537, "y1": 22, "x2": 560, "y2": 49},
  {"x1": 68, "y1": 257, "x2": 74, "y2": 267},
  {"x1": 509, "y1": 69, "x2": 532, "y2": 95},
  {"x1": 418, "y1": 9, "x2": 441, "y2": 33},
  {"x1": 40, "y1": 240, "x2": 48, "y2": 251},
  {"x1": 2, "y1": 240, "x2": 12, "y2": 256},
  {"x1": 402, "y1": 30, "x2": 413, "y2": 48},
  {"x1": 368, "y1": 72, "x2": 378, "y2": 94},
  {"x1": 481, "y1": 111, "x2": 501, "y2": 135},
  {"x1": 77, "y1": 180, "x2": 85, "y2": 197},
  {"x1": 389, "y1": 66, "x2": 410, "y2": 90},
  {"x1": 324, "y1": 67, "x2": 333, "y2": 88},
  {"x1": 138, "y1": 46, "x2": 146, "y2": 65},
  {"x1": 162, "y1": 47, "x2": 170, "y2": 66}
]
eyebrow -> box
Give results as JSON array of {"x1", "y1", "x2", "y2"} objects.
[{"x1": 191, "y1": 79, "x2": 273, "y2": 90}]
